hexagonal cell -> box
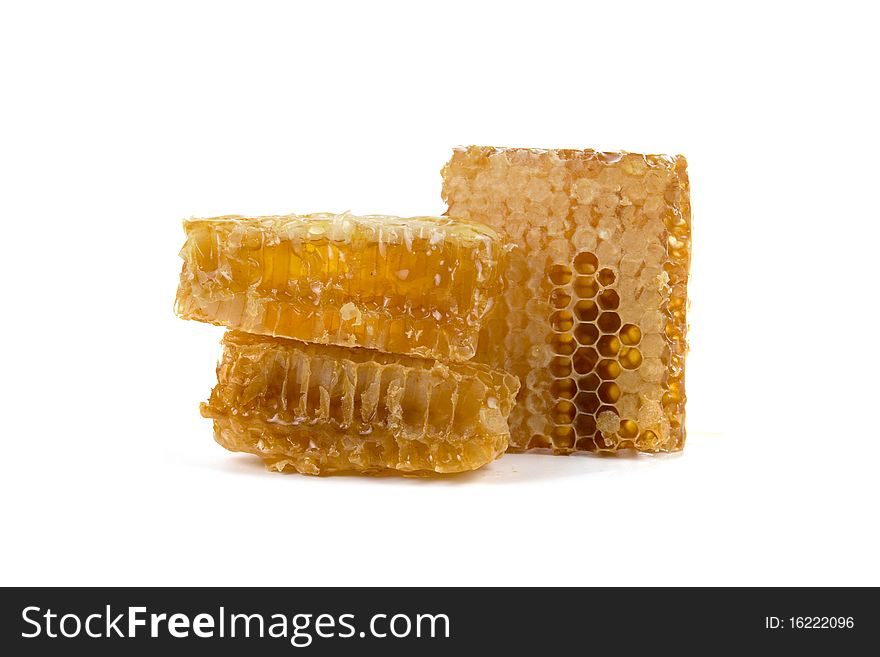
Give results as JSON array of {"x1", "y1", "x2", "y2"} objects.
[
  {"x1": 548, "y1": 264, "x2": 572, "y2": 285},
  {"x1": 552, "y1": 425, "x2": 575, "y2": 449},
  {"x1": 619, "y1": 323, "x2": 642, "y2": 346},
  {"x1": 596, "y1": 407, "x2": 621, "y2": 433},
  {"x1": 573, "y1": 251, "x2": 599, "y2": 275},
  {"x1": 549, "y1": 377, "x2": 577, "y2": 399},
  {"x1": 553, "y1": 400, "x2": 576, "y2": 424},
  {"x1": 597, "y1": 267, "x2": 616, "y2": 286},
  {"x1": 597, "y1": 334, "x2": 620, "y2": 357},
  {"x1": 597, "y1": 289, "x2": 620, "y2": 310},
  {"x1": 618, "y1": 419, "x2": 639, "y2": 439},
  {"x1": 619, "y1": 346, "x2": 643, "y2": 369},
  {"x1": 574, "y1": 299, "x2": 599, "y2": 322},
  {"x1": 574, "y1": 322, "x2": 599, "y2": 345},
  {"x1": 616, "y1": 390, "x2": 639, "y2": 415},
  {"x1": 597, "y1": 358, "x2": 621, "y2": 380},
  {"x1": 550, "y1": 288, "x2": 572, "y2": 309},
  {"x1": 550, "y1": 309, "x2": 574, "y2": 332},
  {"x1": 573, "y1": 346, "x2": 599, "y2": 374},
  {"x1": 640, "y1": 358, "x2": 664, "y2": 383},
  {"x1": 575, "y1": 436, "x2": 599, "y2": 451},
  {"x1": 638, "y1": 333, "x2": 666, "y2": 358},
  {"x1": 598, "y1": 381, "x2": 621, "y2": 404},
  {"x1": 574, "y1": 276, "x2": 599, "y2": 298},
  {"x1": 637, "y1": 401, "x2": 663, "y2": 427},
  {"x1": 550, "y1": 332, "x2": 576, "y2": 355},
  {"x1": 527, "y1": 434, "x2": 552, "y2": 449},
  {"x1": 577, "y1": 373, "x2": 600, "y2": 391},
  {"x1": 663, "y1": 381, "x2": 684, "y2": 406},
  {"x1": 549, "y1": 356, "x2": 572, "y2": 378},
  {"x1": 597, "y1": 311, "x2": 622, "y2": 333},
  {"x1": 525, "y1": 391, "x2": 548, "y2": 414},
  {"x1": 574, "y1": 412, "x2": 597, "y2": 435},
  {"x1": 639, "y1": 430, "x2": 659, "y2": 446},
  {"x1": 574, "y1": 391, "x2": 601, "y2": 414}
]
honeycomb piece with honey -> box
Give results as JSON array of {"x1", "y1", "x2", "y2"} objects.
[
  {"x1": 202, "y1": 331, "x2": 521, "y2": 475},
  {"x1": 442, "y1": 147, "x2": 690, "y2": 453},
  {"x1": 175, "y1": 213, "x2": 506, "y2": 362}
]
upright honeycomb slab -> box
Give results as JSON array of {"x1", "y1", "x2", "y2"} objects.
[
  {"x1": 175, "y1": 212, "x2": 506, "y2": 362},
  {"x1": 442, "y1": 146, "x2": 690, "y2": 453},
  {"x1": 202, "y1": 331, "x2": 521, "y2": 475}
]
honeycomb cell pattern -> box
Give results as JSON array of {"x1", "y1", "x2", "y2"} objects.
[
  {"x1": 543, "y1": 252, "x2": 643, "y2": 450},
  {"x1": 442, "y1": 146, "x2": 691, "y2": 453},
  {"x1": 175, "y1": 212, "x2": 507, "y2": 362},
  {"x1": 203, "y1": 331, "x2": 520, "y2": 475}
]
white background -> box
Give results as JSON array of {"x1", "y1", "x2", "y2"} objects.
[{"x1": 1, "y1": 1, "x2": 877, "y2": 586}]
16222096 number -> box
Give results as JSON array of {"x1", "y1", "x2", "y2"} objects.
[{"x1": 791, "y1": 617, "x2": 854, "y2": 629}]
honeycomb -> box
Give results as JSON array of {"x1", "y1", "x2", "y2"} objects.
[
  {"x1": 442, "y1": 146, "x2": 690, "y2": 453},
  {"x1": 175, "y1": 212, "x2": 506, "y2": 362},
  {"x1": 202, "y1": 331, "x2": 521, "y2": 475}
]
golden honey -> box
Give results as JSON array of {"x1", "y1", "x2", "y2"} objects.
[
  {"x1": 175, "y1": 213, "x2": 506, "y2": 362},
  {"x1": 203, "y1": 332, "x2": 520, "y2": 475}
]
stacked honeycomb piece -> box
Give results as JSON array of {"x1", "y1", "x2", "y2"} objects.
[
  {"x1": 175, "y1": 213, "x2": 506, "y2": 362},
  {"x1": 204, "y1": 332, "x2": 519, "y2": 475},
  {"x1": 177, "y1": 212, "x2": 519, "y2": 475},
  {"x1": 442, "y1": 147, "x2": 691, "y2": 454}
]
